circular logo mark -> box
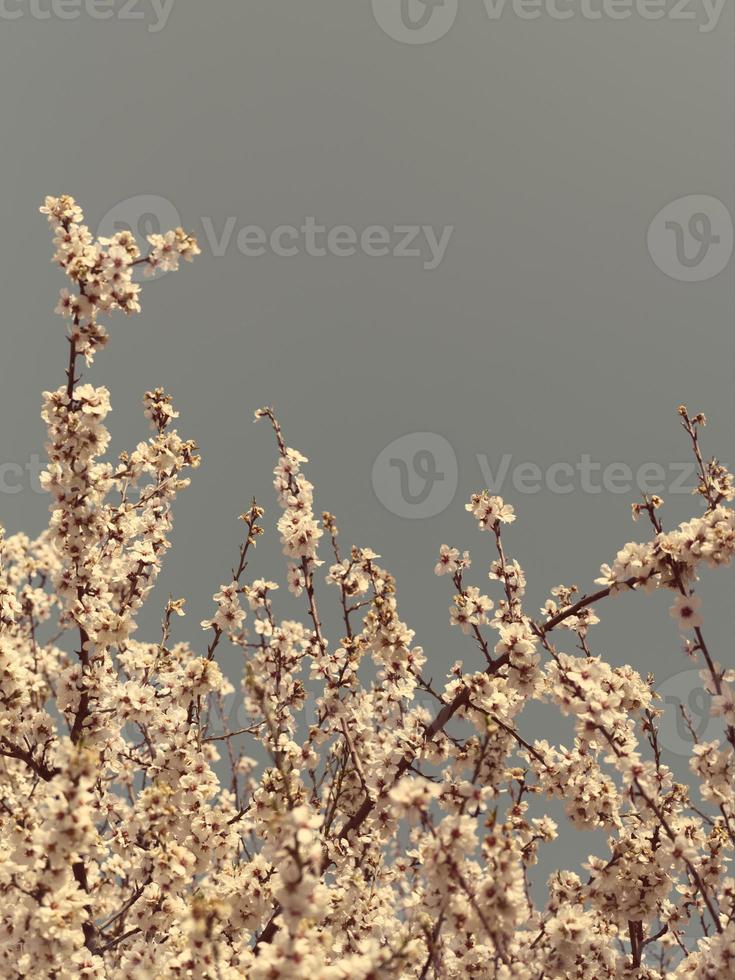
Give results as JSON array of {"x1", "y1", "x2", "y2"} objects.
[
  {"x1": 647, "y1": 195, "x2": 733, "y2": 282},
  {"x1": 97, "y1": 194, "x2": 183, "y2": 277},
  {"x1": 656, "y1": 668, "x2": 722, "y2": 757},
  {"x1": 372, "y1": 433, "x2": 458, "y2": 519},
  {"x1": 371, "y1": 0, "x2": 458, "y2": 44}
]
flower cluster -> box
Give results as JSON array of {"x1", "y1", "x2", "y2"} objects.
[
  {"x1": 41, "y1": 195, "x2": 198, "y2": 370},
  {"x1": 0, "y1": 197, "x2": 733, "y2": 978}
]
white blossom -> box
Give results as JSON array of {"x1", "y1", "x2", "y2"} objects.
[{"x1": 0, "y1": 199, "x2": 732, "y2": 979}]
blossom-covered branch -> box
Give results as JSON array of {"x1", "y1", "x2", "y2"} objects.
[{"x1": 0, "y1": 196, "x2": 733, "y2": 978}]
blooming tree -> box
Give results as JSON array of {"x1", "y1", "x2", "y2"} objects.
[{"x1": 0, "y1": 196, "x2": 734, "y2": 979}]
